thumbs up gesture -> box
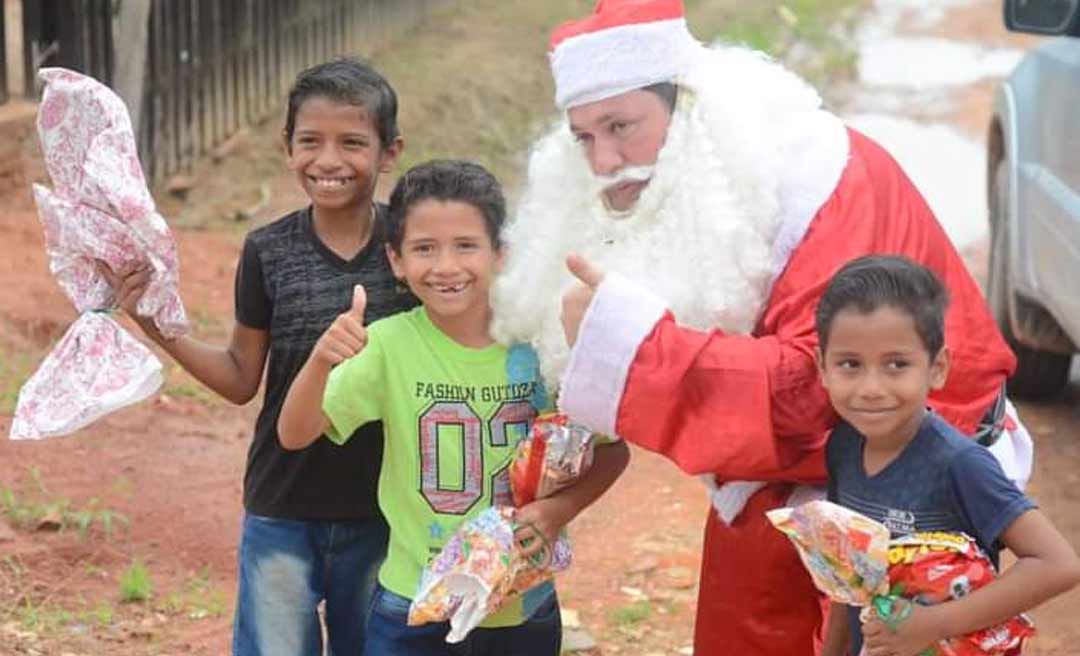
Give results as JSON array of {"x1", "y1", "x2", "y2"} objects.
[
  {"x1": 561, "y1": 253, "x2": 606, "y2": 346},
  {"x1": 312, "y1": 285, "x2": 369, "y2": 366}
]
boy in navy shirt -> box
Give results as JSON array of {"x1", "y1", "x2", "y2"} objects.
[{"x1": 816, "y1": 255, "x2": 1080, "y2": 656}]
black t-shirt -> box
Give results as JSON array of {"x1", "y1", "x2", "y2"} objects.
[{"x1": 235, "y1": 204, "x2": 418, "y2": 520}]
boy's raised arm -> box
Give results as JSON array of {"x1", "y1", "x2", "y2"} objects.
[
  {"x1": 278, "y1": 286, "x2": 370, "y2": 450},
  {"x1": 863, "y1": 509, "x2": 1080, "y2": 655},
  {"x1": 278, "y1": 357, "x2": 334, "y2": 449}
]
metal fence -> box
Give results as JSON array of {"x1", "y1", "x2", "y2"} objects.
[
  {"x1": 142, "y1": 0, "x2": 442, "y2": 182},
  {"x1": 16, "y1": 0, "x2": 445, "y2": 183},
  {"x1": 22, "y1": 0, "x2": 114, "y2": 92},
  {"x1": 1, "y1": 6, "x2": 7, "y2": 105}
]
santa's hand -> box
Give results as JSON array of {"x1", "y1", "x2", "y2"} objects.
[{"x1": 561, "y1": 253, "x2": 606, "y2": 346}]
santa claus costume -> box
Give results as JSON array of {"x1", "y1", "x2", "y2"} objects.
[{"x1": 491, "y1": 1, "x2": 1035, "y2": 654}]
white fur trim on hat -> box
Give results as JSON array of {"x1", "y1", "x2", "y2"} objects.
[{"x1": 551, "y1": 18, "x2": 700, "y2": 109}]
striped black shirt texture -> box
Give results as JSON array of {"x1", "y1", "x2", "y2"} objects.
[{"x1": 235, "y1": 204, "x2": 418, "y2": 520}]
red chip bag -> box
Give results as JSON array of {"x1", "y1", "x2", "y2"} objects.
[
  {"x1": 876, "y1": 533, "x2": 1035, "y2": 655},
  {"x1": 510, "y1": 413, "x2": 594, "y2": 507},
  {"x1": 769, "y1": 504, "x2": 1035, "y2": 655}
]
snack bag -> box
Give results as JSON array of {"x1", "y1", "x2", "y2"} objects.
[
  {"x1": 509, "y1": 412, "x2": 595, "y2": 507},
  {"x1": 408, "y1": 507, "x2": 571, "y2": 642},
  {"x1": 767, "y1": 500, "x2": 891, "y2": 606},
  {"x1": 869, "y1": 533, "x2": 1035, "y2": 655},
  {"x1": 11, "y1": 68, "x2": 188, "y2": 439},
  {"x1": 767, "y1": 501, "x2": 1035, "y2": 656}
]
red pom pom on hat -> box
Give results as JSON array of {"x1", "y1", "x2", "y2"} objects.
[{"x1": 549, "y1": 0, "x2": 700, "y2": 109}]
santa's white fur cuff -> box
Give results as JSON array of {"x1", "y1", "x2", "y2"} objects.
[{"x1": 559, "y1": 273, "x2": 667, "y2": 436}]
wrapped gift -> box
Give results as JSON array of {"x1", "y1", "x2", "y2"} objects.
[
  {"x1": 767, "y1": 501, "x2": 1034, "y2": 655},
  {"x1": 407, "y1": 506, "x2": 571, "y2": 643},
  {"x1": 10, "y1": 68, "x2": 188, "y2": 439}
]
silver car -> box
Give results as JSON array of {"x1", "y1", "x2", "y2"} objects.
[{"x1": 987, "y1": 0, "x2": 1080, "y2": 398}]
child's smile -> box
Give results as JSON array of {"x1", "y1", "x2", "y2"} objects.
[
  {"x1": 389, "y1": 199, "x2": 504, "y2": 346},
  {"x1": 819, "y1": 305, "x2": 949, "y2": 450},
  {"x1": 286, "y1": 96, "x2": 393, "y2": 214},
  {"x1": 307, "y1": 174, "x2": 357, "y2": 190}
]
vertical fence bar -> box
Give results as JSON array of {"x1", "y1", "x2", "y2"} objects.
[
  {"x1": 179, "y1": 0, "x2": 193, "y2": 172},
  {"x1": 137, "y1": 0, "x2": 448, "y2": 184},
  {"x1": 1, "y1": 3, "x2": 7, "y2": 105},
  {"x1": 150, "y1": 0, "x2": 164, "y2": 181}
]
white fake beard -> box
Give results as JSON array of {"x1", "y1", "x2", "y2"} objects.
[{"x1": 492, "y1": 47, "x2": 818, "y2": 389}]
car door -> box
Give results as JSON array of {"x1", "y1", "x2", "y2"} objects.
[{"x1": 1019, "y1": 37, "x2": 1080, "y2": 341}]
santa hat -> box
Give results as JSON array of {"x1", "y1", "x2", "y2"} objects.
[{"x1": 549, "y1": 0, "x2": 702, "y2": 110}]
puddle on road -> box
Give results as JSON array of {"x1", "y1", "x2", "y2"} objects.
[
  {"x1": 846, "y1": 113, "x2": 987, "y2": 249},
  {"x1": 842, "y1": 0, "x2": 1023, "y2": 249},
  {"x1": 858, "y1": 37, "x2": 1024, "y2": 89}
]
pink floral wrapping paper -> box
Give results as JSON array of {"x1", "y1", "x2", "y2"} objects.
[{"x1": 9, "y1": 68, "x2": 188, "y2": 440}]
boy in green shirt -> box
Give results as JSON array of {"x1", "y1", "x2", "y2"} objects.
[{"x1": 278, "y1": 159, "x2": 630, "y2": 655}]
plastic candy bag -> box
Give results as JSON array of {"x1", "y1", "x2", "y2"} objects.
[
  {"x1": 10, "y1": 68, "x2": 188, "y2": 439},
  {"x1": 767, "y1": 500, "x2": 891, "y2": 606},
  {"x1": 510, "y1": 412, "x2": 595, "y2": 507},
  {"x1": 407, "y1": 507, "x2": 571, "y2": 643},
  {"x1": 767, "y1": 501, "x2": 1034, "y2": 655},
  {"x1": 408, "y1": 414, "x2": 595, "y2": 641}
]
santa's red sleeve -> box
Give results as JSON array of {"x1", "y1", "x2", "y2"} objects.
[{"x1": 560, "y1": 128, "x2": 1016, "y2": 482}]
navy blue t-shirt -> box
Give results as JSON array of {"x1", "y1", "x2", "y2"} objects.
[{"x1": 826, "y1": 412, "x2": 1035, "y2": 653}]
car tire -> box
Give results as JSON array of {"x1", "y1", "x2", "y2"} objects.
[{"x1": 987, "y1": 160, "x2": 1073, "y2": 400}]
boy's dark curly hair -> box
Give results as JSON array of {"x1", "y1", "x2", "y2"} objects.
[
  {"x1": 816, "y1": 255, "x2": 950, "y2": 356},
  {"x1": 386, "y1": 160, "x2": 506, "y2": 253}
]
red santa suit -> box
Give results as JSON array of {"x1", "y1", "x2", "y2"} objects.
[
  {"x1": 491, "y1": 2, "x2": 1034, "y2": 654},
  {"x1": 560, "y1": 126, "x2": 1034, "y2": 655}
]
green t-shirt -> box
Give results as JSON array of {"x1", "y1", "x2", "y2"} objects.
[{"x1": 323, "y1": 306, "x2": 541, "y2": 627}]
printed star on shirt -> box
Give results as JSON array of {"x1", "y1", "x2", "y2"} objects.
[{"x1": 428, "y1": 521, "x2": 444, "y2": 540}]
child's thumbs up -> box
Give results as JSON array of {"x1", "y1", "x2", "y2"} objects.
[
  {"x1": 352, "y1": 284, "x2": 367, "y2": 318},
  {"x1": 312, "y1": 284, "x2": 370, "y2": 366}
]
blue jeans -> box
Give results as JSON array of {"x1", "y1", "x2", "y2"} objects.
[
  {"x1": 364, "y1": 584, "x2": 562, "y2": 656},
  {"x1": 232, "y1": 513, "x2": 389, "y2": 656}
]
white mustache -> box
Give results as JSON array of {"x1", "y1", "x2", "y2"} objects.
[{"x1": 593, "y1": 165, "x2": 655, "y2": 193}]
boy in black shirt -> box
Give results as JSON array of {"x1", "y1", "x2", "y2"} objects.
[{"x1": 101, "y1": 59, "x2": 415, "y2": 655}]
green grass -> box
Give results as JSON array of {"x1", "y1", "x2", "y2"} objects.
[
  {"x1": 707, "y1": 1, "x2": 864, "y2": 88},
  {"x1": 607, "y1": 600, "x2": 653, "y2": 627},
  {"x1": 1, "y1": 471, "x2": 129, "y2": 539},
  {"x1": 161, "y1": 567, "x2": 226, "y2": 619},
  {"x1": 14, "y1": 598, "x2": 74, "y2": 633},
  {"x1": 118, "y1": 559, "x2": 153, "y2": 603},
  {"x1": 81, "y1": 600, "x2": 115, "y2": 627},
  {"x1": 162, "y1": 364, "x2": 223, "y2": 406},
  {"x1": 0, "y1": 347, "x2": 39, "y2": 414}
]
